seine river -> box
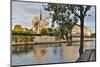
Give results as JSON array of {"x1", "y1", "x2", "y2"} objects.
[{"x1": 11, "y1": 40, "x2": 95, "y2": 66}]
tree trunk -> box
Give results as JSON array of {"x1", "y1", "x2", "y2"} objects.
[
  {"x1": 79, "y1": 16, "x2": 84, "y2": 56},
  {"x1": 70, "y1": 30, "x2": 72, "y2": 42}
]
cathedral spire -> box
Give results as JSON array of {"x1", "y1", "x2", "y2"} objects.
[{"x1": 40, "y1": 8, "x2": 42, "y2": 20}]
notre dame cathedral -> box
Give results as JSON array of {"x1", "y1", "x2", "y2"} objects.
[{"x1": 32, "y1": 9, "x2": 48, "y2": 34}]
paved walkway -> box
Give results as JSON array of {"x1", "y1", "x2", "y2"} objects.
[{"x1": 77, "y1": 49, "x2": 96, "y2": 62}]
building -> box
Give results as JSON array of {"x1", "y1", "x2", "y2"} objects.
[
  {"x1": 72, "y1": 25, "x2": 92, "y2": 36},
  {"x1": 33, "y1": 36, "x2": 56, "y2": 42},
  {"x1": 32, "y1": 9, "x2": 48, "y2": 34},
  {"x1": 13, "y1": 25, "x2": 24, "y2": 32}
]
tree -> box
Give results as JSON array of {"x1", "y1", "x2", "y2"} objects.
[
  {"x1": 44, "y1": 3, "x2": 91, "y2": 56},
  {"x1": 47, "y1": 28, "x2": 54, "y2": 36},
  {"x1": 67, "y1": 5, "x2": 91, "y2": 56},
  {"x1": 48, "y1": 28, "x2": 53, "y2": 32},
  {"x1": 44, "y1": 3, "x2": 78, "y2": 42},
  {"x1": 53, "y1": 28, "x2": 61, "y2": 40},
  {"x1": 40, "y1": 28, "x2": 48, "y2": 35}
]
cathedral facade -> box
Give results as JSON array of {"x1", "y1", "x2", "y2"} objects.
[
  {"x1": 72, "y1": 25, "x2": 92, "y2": 36},
  {"x1": 32, "y1": 10, "x2": 48, "y2": 34}
]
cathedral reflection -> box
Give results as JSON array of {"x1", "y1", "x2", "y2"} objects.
[{"x1": 32, "y1": 47, "x2": 48, "y2": 58}]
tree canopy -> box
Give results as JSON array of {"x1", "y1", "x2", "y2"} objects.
[{"x1": 44, "y1": 3, "x2": 78, "y2": 42}]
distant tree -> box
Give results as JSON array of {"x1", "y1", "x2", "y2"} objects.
[
  {"x1": 47, "y1": 28, "x2": 54, "y2": 36},
  {"x1": 24, "y1": 28, "x2": 29, "y2": 31},
  {"x1": 48, "y1": 28, "x2": 53, "y2": 32},
  {"x1": 91, "y1": 33, "x2": 96, "y2": 37},
  {"x1": 12, "y1": 27, "x2": 37, "y2": 35},
  {"x1": 40, "y1": 28, "x2": 48, "y2": 35},
  {"x1": 53, "y1": 28, "x2": 61, "y2": 40}
]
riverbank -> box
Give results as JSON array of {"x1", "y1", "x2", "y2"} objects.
[{"x1": 12, "y1": 38, "x2": 95, "y2": 46}]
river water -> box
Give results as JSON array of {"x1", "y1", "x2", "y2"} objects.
[{"x1": 11, "y1": 40, "x2": 96, "y2": 66}]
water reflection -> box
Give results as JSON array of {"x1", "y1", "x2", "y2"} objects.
[
  {"x1": 62, "y1": 45, "x2": 79, "y2": 62},
  {"x1": 12, "y1": 41, "x2": 95, "y2": 66},
  {"x1": 32, "y1": 48, "x2": 48, "y2": 58}
]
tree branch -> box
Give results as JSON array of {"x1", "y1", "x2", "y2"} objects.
[
  {"x1": 83, "y1": 6, "x2": 91, "y2": 16},
  {"x1": 72, "y1": 10, "x2": 80, "y2": 19},
  {"x1": 67, "y1": 5, "x2": 81, "y2": 19}
]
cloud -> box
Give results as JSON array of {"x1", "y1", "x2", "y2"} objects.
[{"x1": 12, "y1": 1, "x2": 49, "y2": 17}]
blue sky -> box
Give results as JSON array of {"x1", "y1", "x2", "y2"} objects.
[{"x1": 12, "y1": 1, "x2": 96, "y2": 33}]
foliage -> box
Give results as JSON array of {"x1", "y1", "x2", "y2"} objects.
[
  {"x1": 44, "y1": 3, "x2": 91, "y2": 55},
  {"x1": 44, "y1": 3, "x2": 78, "y2": 42},
  {"x1": 47, "y1": 28, "x2": 54, "y2": 36},
  {"x1": 91, "y1": 33, "x2": 96, "y2": 37},
  {"x1": 12, "y1": 28, "x2": 37, "y2": 35},
  {"x1": 48, "y1": 28, "x2": 53, "y2": 32},
  {"x1": 40, "y1": 28, "x2": 48, "y2": 35}
]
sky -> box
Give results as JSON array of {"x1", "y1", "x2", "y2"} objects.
[{"x1": 12, "y1": 1, "x2": 96, "y2": 33}]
